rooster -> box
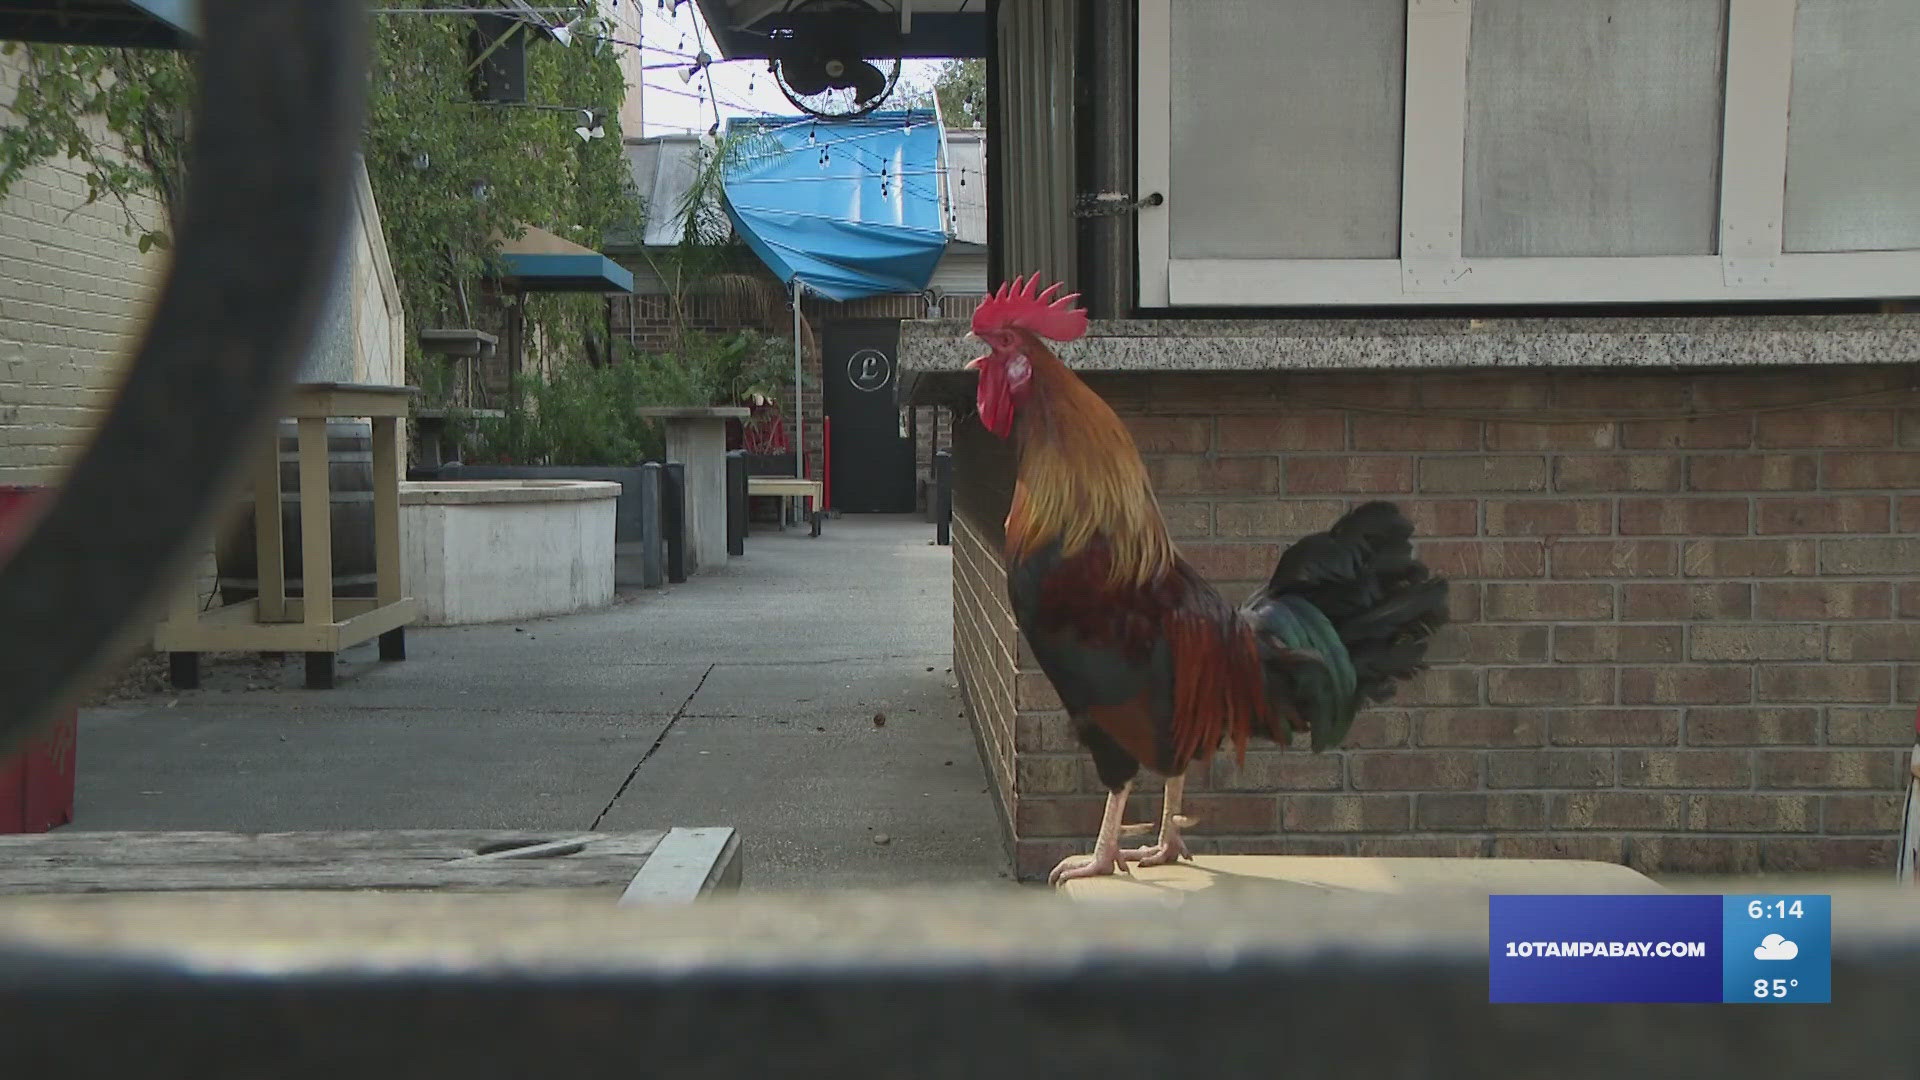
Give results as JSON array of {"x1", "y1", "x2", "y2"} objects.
[{"x1": 966, "y1": 276, "x2": 1451, "y2": 885}]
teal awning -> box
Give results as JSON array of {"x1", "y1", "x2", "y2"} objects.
[
  {"x1": 487, "y1": 226, "x2": 634, "y2": 294},
  {"x1": 1, "y1": 0, "x2": 198, "y2": 48},
  {"x1": 495, "y1": 252, "x2": 635, "y2": 293}
]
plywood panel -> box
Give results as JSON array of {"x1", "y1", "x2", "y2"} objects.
[
  {"x1": 1464, "y1": 0, "x2": 1727, "y2": 258},
  {"x1": 1169, "y1": 0, "x2": 1405, "y2": 260},
  {"x1": 1783, "y1": 0, "x2": 1920, "y2": 252}
]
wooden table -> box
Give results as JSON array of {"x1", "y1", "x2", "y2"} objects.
[
  {"x1": 155, "y1": 383, "x2": 418, "y2": 690},
  {"x1": 746, "y1": 476, "x2": 825, "y2": 537},
  {"x1": 0, "y1": 828, "x2": 741, "y2": 903}
]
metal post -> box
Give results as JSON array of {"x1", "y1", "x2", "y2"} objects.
[
  {"x1": 791, "y1": 279, "x2": 805, "y2": 480},
  {"x1": 934, "y1": 450, "x2": 953, "y2": 547},
  {"x1": 985, "y1": 0, "x2": 1003, "y2": 289},
  {"x1": 725, "y1": 450, "x2": 746, "y2": 557},
  {"x1": 662, "y1": 462, "x2": 687, "y2": 585},
  {"x1": 637, "y1": 462, "x2": 664, "y2": 588},
  {"x1": 1081, "y1": 0, "x2": 1135, "y2": 317}
]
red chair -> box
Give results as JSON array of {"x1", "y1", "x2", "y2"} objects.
[{"x1": 0, "y1": 485, "x2": 76, "y2": 833}]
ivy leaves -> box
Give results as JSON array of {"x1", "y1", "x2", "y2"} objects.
[
  {"x1": 360, "y1": 11, "x2": 633, "y2": 378},
  {"x1": 2, "y1": 20, "x2": 628, "y2": 380},
  {"x1": 0, "y1": 40, "x2": 192, "y2": 252}
]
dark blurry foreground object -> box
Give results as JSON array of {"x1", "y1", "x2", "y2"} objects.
[{"x1": 0, "y1": 0, "x2": 366, "y2": 752}]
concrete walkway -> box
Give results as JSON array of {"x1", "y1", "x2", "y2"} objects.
[{"x1": 72, "y1": 515, "x2": 1012, "y2": 891}]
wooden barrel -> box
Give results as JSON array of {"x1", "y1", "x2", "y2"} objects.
[{"x1": 216, "y1": 419, "x2": 377, "y2": 606}]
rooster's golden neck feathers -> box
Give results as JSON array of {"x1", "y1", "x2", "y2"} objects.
[{"x1": 1002, "y1": 334, "x2": 1173, "y2": 586}]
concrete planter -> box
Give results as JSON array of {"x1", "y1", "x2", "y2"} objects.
[
  {"x1": 400, "y1": 480, "x2": 617, "y2": 625},
  {"x1": 437, "y1": 463, "x2": 654, "y2": 586}
]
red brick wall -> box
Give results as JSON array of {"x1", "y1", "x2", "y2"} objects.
[{"x1": 949, "y1": 366, "x2": 1917, "y2": 881}]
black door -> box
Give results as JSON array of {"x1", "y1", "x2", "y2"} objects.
[{"x1": 823, "y1": 322, "x2": 916, "y2": 513}]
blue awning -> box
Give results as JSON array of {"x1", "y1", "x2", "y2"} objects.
[
  {"x1": 488, "y1": 225, "x2": 634, "y2": 294},
  {"x1": 0, "y1": 0, "x2": 198, "y2": 48},
  {"x1": 722, "y1": 111, "x2": 948, "y2": 302}
]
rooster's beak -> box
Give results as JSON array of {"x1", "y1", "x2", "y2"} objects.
[{"x1": 964, "y1": 356, "x2": 984, "y2": 371}]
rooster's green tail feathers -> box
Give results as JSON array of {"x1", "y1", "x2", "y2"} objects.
[{"x1": 1243, "y1": 501, "x2": 1449, "y2": 751}]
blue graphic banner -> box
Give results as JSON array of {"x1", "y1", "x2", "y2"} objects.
[{"x1": 1489, "y1": 894, "x2": 1831, "y2": 1003}]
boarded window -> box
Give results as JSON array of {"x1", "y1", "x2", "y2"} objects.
[
  {"x1": 1168, "y1": 0, "x2": 1405, "y2": 260},
  {"x1": 1462, "y1": 0, "x2": 1727, "y2": 258},
  {"x1": 1783, "y1": 0, "x2": 1920, "y2": 253}
]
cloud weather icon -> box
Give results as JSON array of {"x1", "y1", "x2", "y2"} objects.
[{"x1": 1754, "y1": 934, "x2": 1799, "y2": 961}]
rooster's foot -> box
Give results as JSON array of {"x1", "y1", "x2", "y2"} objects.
[
  {"x1": 1048, "y1": 849, "x2": 1131, "y2": 886},
  {"x1": 1119, "y1": 830, "x2": 1192, "y2": 868}
]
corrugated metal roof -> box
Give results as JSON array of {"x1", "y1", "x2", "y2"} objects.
[
  {"x1": 943, "y1": 128, "x2": 988, "y2": 246},
  {"x1": 623, "y1": 134, "x2": 713, "y2": 248}
]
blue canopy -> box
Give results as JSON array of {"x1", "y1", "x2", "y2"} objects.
[{"x1": 722, "y1": 111, "x2": 948, "y2": 303}]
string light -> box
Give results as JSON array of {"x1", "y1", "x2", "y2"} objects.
[{"x1": 686, "y1": 0, "x2": 724, "y2": 145}]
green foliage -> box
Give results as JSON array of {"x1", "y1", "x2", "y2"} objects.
[
  {"x1": 631, "y1": 127, "x2": 793, "y2": 360},
  {"x1": 0, "y1": 9, "x2": 637, "y2": 374},
  {"x1": 676, "y1": 327, "x2": 800, "y2": 408},
  {"x1": 1, "y1": 12, "x2": 805, "y2": 470},
  {"x1": 362, "y1": 8, "x2": 636, "y2": 377},
  {"x1": 0, "y1": 40, "x2": 194, "y2": 251},
  {"x1": 464, "y1": 328, "x2": 805, "y2": 466},
  {"x1": 466, "y1": 357, "x2": 662, "y2": 466},
  {"x1": 932, "y1": 58, "x2": 986, "y2": 127}
]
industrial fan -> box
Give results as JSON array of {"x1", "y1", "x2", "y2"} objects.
[{"x1": 768, "y1": 0, "x2": 903, "y2": 119}]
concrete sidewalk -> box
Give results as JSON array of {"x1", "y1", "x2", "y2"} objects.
[{"x1": 71, "y1": 515, "x2": 1012, "y2": 891}]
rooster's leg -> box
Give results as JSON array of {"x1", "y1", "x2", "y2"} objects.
[
  {"x1": 1119, "y1": 774, "x2": 1194, "y2": 867},
  {"x1": 1047, "y1": 782, "x2": 1134, "y2": 886}
]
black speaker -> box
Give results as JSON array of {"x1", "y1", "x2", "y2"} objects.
[{"x1": 469, "y1": 14, "x2": 527, "y2": 103}]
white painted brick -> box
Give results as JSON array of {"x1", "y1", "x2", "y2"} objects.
[{"x1": 0, "y1": 49, "x2": 166, "y2": 485}]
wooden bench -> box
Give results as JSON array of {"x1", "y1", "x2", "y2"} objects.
[
  {"x1": 0, "y1": 827, "x2": 741, "y2": 904},
  {"x1": 746, "y1": 476, "x2": 824, "y2": 537}
]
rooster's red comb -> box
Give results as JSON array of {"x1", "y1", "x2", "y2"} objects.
[{"x1": 971, "y1": 274, "x2": 1088, "y2": 343}]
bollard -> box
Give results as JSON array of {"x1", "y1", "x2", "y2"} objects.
[
  {"x1": 725, "y1": 450, "x2": 746, "y2": 557},
  {"x1": 662, "y1": 462, "x2": 688, "y2": 584},
  {"x1": 934, "y1": 450, "x2": 952, "y2": 547},
  {"x1": 636, "y1": 463, "x2": 664, "y2": 588}
]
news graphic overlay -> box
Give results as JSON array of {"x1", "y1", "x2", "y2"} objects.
[
  {"x1": 1722, "y1": 895, "x2": 1831, "y2": 1003},
  {"x1": 1489, "y1": 894, "x2": 1830, "y2": 1003}
]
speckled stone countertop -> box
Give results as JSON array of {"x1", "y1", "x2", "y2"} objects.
[{"x1": 897, "y1": 313, "x2": 1920, "y2": 403}]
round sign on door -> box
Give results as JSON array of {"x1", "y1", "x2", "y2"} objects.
[{"x1": 847, "y1": 349, "x2": 893, "y2": 392}]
